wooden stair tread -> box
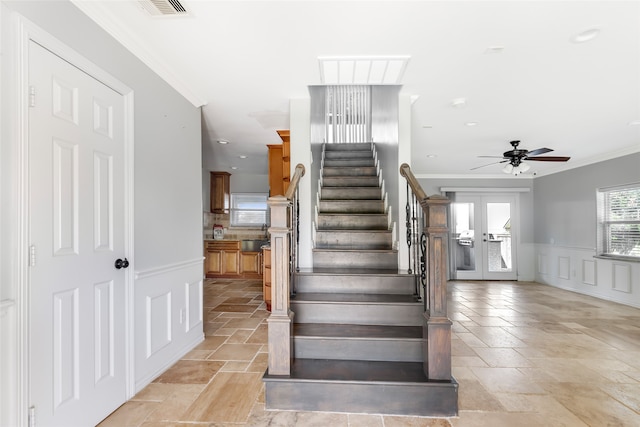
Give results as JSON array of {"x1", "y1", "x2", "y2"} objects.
[
  {"x1": 292, "y1": 293, "x2": 419, "y2": 304},
  {"x1": 266, "y1": 359, "x2": 429, "y2": 384},
  {"x1": 294, "y1": 323, "x2": 422, "y2": 339},
  {"x1": 296, "y1": 267, "x2": 409, "y2": 275}
]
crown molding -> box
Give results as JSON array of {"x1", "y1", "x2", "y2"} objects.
[{"x1": 71, "y1": 0, "x2": 206, "y2": 108}]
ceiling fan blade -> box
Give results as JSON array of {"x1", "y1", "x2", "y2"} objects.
[
  {"x1": 525, "y1": 147, "x2": 553, "y2": 157},
  {"x1": 471, "y1": 160, "x2": 507, "y2": 170},
  {"x1": 478, "y1": 155, "x2": 505, "y2": 159},
  {"x1": 525, "y1": 156, "x2": 571, "y2": 162}
]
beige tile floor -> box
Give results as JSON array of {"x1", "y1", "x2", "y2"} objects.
[{"x1": 99, "y1": 278, "x2": 640, "y2": 427}]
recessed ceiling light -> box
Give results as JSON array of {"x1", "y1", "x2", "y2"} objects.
[
  {"x1": 571, "y1": 27, "x2": 601, "y2": 43},
  {"x1": 628, "y1": 120, "x2": 640, "y2": 126},
  {"x1": 231, "y1": 166, "x2": 238, "y2": 170},
  {"x1": 217, "y1": 139, "x2": 229, "y2": 144},
  {"x1": 451, "y1": 98, "x2": 466, "y2": 108},
  {"x1": 239, "y1": 155, "x2": 248, "y2": 159},
  {"x1": 426, "y1": 154, "x2": 437, "y2": 158},
  {"x1": 484, "y1": 46, "x2": 505, "y2": 54},
  {"x1": 465, "y1": 122, "x2": 478, "y2": 127}
]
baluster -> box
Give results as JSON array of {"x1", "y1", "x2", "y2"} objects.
[{"x1": 405, "y1": 182, "x2": 413, "y2": 274}]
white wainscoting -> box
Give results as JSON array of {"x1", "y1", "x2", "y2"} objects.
[
  {"x1": 535, "y1": 244, "x2": 640, "y2": 308},
  {"x1": 1, "y1": 300, "x2": 16, "y2": 427},
  {"x1": 134, "y1": 258, "x2": 204, "y2": 392}
]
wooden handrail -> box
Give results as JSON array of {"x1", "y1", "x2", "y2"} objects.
[
  {"x1": 400, "y1": 162, "x2": 452, "y2": 382},
  {"x1": 399, "y1": 163, "x2": 427, "y2": 201},
  {"x1": 267, "y1": 162, "x2": 305, "y2": 376},
  {"x1": 285, "y1": 163, "x2": 305, "y2": 200}
]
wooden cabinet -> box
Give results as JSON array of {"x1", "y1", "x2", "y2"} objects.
[
  {"x1": 240, "y1": 251, "x2": 262, "y2": 278},
  {"x1": 204, "y1": 241, "x2": 265, "y2": 279},
  {"x1": 267, "y1": 144, "x2": 284, "y2": 196},
  {"x1": 262, "y1": 247, "x2": 271, "y2": 311},
  {"x1": 278, "y1": 130, "x2": 291, "y2": 192},
  {"x1": 210, "y1": 171, "x2": 231, "y2": 213},
  {"x1": 267, "y1": 130, "x2": 290, "y2": 196},
  {"x1": 204, "y1": 240, "x2": 240, "y2": 277}
]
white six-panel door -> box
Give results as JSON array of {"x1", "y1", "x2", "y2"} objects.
[{"x1": 28, "y1": 40, "x2": 127, "y2": 427}]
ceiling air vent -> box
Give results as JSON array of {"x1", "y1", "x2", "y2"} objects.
[{"x1": 139, "y1": 0, "x2": 188, "y2": 16}]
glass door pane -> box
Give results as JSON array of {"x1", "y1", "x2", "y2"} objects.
[
  {"x1": 453, "y1": 202, "x2": 477, "y2": 273},
  {"x1": 485, "y1": 202, "x2": 512, "y2": 273}
]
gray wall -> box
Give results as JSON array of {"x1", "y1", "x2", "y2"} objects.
[
  {"x1": 2, "y1": 0, "x2": 203, "y2": 269},
  {"x1": 1, "y1": 1, "x2": 203, "y2": 422},
  {"x1": 533, "y1": 153, "x2": 640, "y2": 248}
]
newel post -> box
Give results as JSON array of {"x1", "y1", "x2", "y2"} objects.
[
  {"x1": 421, "y1": 194, "x2": 452, "y2": 380},
  {"x1": 266, "y1": 195, "x2": 294, "y2": 375}
]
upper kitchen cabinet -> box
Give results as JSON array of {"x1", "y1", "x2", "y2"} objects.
[
  {"x1": 210, "y1": 171, "x2": 231, "y2": 213},
  {"x1": 267, "y1": 130, "x2": 290, "y2": 196}
]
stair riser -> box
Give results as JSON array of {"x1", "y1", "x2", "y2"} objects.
[
  {"x1": 322, "y1": 177, "x2": 380, "y2": 187},
  {"x1": 317, "y1": 215, "x2": 388, "y2": 230},
  {"x1": 325, "y1": 143, "x2": 372, "y2": 151},
  {"x1": 294, "y1": 338, "x2": 422, "y2": 362},
  {"x1": 324, "y1": 150, "x2": 373, "y2": 159},
  {"x1": 295, "y1": 274, "x2": 416, "y2": 294},
  {"x1": 318, "y1": 200, "x2": 385, "y2": 213},
  {"x1": 322, "y1": 167, "x2": 378, "y2": 177},
  {"x1": 313, "y1": 250, "x2": 398, "y2": 269},
  {"x1": 321, "y1": 187, "x2": 381, "y2": 200},
  {"x1": 315, "y1": 231, "x2": 392, "y2": 250},
  {"x1": 324, "y1": 159, "x2": 375, "y2": 167},
  {"x1": 264, "y1": 380, "x2": 458, "y2": 417},
  {"x1": 290, "y1": 302, "x2": 423, "y2": 326}
]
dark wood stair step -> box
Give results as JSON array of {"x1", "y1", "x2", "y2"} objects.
[
  {"x1": 294, "y1": 323, "x2": 422, "y2": 339},
  {"x1": 263, "y1": 359, "x2": 459, "y2": 416}
]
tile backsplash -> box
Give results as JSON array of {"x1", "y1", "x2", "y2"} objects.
[{"x1": 203, "y1": 211, "x2": 268, "y2": 240}]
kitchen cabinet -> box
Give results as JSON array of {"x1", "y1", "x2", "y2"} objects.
[
  {"x1": 267, "y1": 130, "x2": 290, "y2": 196},
  {"x1": 210, "y1": 171, "x2": 231, "y2": 213},
  {"x1": 204, "y1": 240, "x2": 240, "y2": 277},
  {"x1": 240, "y1": 251, "x2": 262, "y2": 278},
  {"x1": 262, "y1": 247, "x2": 271, "y2": 311}
]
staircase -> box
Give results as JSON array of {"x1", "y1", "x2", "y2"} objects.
[{"x1": 263, "y1": 143, "x2": 458, "y2": 417}]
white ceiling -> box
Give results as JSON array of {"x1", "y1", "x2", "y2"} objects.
[{"x1": 73, "y1": 0, "x2": 640, "y2": 179}]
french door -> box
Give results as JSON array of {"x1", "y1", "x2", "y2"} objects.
[{"x1": 451, "y1": 194, "x2": 518, "y2": 280}]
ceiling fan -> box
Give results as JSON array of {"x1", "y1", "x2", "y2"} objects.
[{"x1": 472, "y1": 140, "x2": 571, "y2": 175}]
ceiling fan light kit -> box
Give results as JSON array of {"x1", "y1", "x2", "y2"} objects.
[{"x1": 474, "y1": 140, "x2": 570, "y2": 174}]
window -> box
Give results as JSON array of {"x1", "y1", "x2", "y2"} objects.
[
  {"x1": 230, "y1": 193, "x2": 268, "y2": 227},
  {"x1": 597, "y1": 184, "x2": 640, "y2": 259}
]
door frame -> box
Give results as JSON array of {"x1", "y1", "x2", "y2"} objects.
[
  {"x1": 10, "y1": 13, "x2": 135, "y2": 425},
  {"x1": 445, "y1": 189, "x2": 526, "y2": 281}
]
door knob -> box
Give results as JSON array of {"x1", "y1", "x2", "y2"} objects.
[{"x1": 115, "y1": 258, "x2": 129, "y2": 269}]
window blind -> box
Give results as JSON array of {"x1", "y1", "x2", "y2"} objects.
[
  {"x1": 598, "y1": 185, "x2": 640, "y2": 258},
  {"x1": 230, "y1": 193, "x2": 269, "y2": 226}
]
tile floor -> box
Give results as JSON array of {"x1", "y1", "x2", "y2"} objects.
[{"x1": 99, "y1": 278, "x2": 640, "y2": 426}]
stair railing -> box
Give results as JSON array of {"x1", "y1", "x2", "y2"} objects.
[
  {"x1": 267, "y1": 163, "x2": 305, "y2": 376},
  {"x1": 399, "y1": 163, "x2": 453, "y2": 381}
]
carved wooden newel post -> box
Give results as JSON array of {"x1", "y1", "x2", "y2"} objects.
[
  {"x1": 421, "y1": 195, "x2": 452, "y2": 380},
  {"x1": 267, "y1": 195, "x2": 294, "y2": 375}
]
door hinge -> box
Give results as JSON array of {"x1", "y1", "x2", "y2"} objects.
[
  {"x1": 29, "y1": 245, "x2": 36, "y2": 267},
  {"x1": 29, "y1": 86, "x2": 36, "y2": 108},
  {"x1": 28, "y1": 406, "x2": 35, "y2": 427}
]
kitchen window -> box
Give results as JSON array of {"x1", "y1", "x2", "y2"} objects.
[
  {"x1": 596, "y1": 183, "x2": 640, "y2": 260},
  {"x1": 230, "y1": 193, "x2": 269, "y2": 227}
]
